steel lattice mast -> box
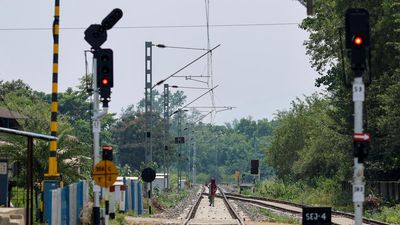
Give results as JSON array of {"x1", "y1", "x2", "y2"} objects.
[
  {"x1": 163, "y1": 84, "x2": 170, "y2": 189},
  {"x1": 145, "y1": 42, "x2": 153, "y2": 164}
]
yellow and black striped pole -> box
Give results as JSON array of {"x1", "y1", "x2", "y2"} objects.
[
  {"x1": 46, "y1": 0, "x2": 60, "y2": 178},
  {"x1": 41, "y1": 1, "x2": 61, "y2": 222}
]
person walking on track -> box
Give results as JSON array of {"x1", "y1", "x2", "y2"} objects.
[{"x1": 209, "y1": 177, "x2": 217, "y2": 207}]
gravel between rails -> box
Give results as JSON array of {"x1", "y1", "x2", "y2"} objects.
[
  {"x1": 219, "y1": 185, "x2": 268, "y2": 222},
  {"x1": 229, "y1": 198, "x2": 269, "y2": 222},
  {"x1": 152, "y1": 185, "x2": 203, "y2": 220}
]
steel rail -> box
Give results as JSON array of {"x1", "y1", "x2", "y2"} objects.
[
  {"x1": 183, "y1": 186, "x2": 205, "y2": 225},
  {"x1": 225, "y1": 194, "x2": 302, "y2": 216},
  {"x1": 218, "y1": 187, "x2": 246, "y2": 225},
  {"x1": 225, "y1": 193, "x2": 391, "y2": 225},
  {"x1": 184, "y1": 186, "x2": 245, "y2": 225}
]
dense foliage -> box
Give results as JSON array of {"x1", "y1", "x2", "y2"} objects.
[
  {"x1": 264, "y1": 0, "x2": 400, "y2": 184},
  {"x1": 193, "y1": 118, "x2": 275, "y2": 183},
  {"x1": 296, "y1": 0, "x2": 400, "y2": 181},
  {"x1": 112, "y1": 89, "x2": 187, "y2": 172},
  {"x1": 267, "y1": 95, "x2": 351, "y2": 183},
  {"x1": 0, "y1": 79, "x2": 114, "y2": 185}
]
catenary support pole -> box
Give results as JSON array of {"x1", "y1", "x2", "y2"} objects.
[
  {"x1": 163, "y1": 84, "x2": 169, "y2": 189},
  {"x1": 192, "y1": 141, "x2": 196, "y2": 184},
  {"x1": 145, "y1": 42, "x2": 153, "y2": 164},
  {"x1": 187, "y1": 127, "x2": 191, "y2": 181},
  {"x1": 177, "y1": 109, "x2": 182, "y2": 191}
]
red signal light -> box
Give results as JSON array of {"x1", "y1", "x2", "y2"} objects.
[
  {"x1": 101, "y1": 78, "x2": 109, "y2": 86},
  {"x1": 353, "y1": 35, "x2": 364, "y2": 46}
]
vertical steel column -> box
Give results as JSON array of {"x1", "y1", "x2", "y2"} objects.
[
  {"x1": 163, "y1": 84, "x2": 169, "y2": 189},
  {"x1": 353, "y1": 76, "x2": 365, "y2": 225},
  {"x1": 145, "y1": 42, "x2": 153, "y2": 164},
  {"x1": 186, "y1": 127, "x2": 190, "y2": 181},
  {"x1": 192, "y1": 141, "x2": 196, "y2": 184},
  {"x1": 177, "y1": 109, "x2": 182, "y2": 190},
  {"x1": 26, "y1": 137, "x2": 33, "y2": 225},
  {"x1": 46, "y1": 0, "x2": 60, "y2": 178}
]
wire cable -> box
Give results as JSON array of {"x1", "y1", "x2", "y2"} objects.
[{"x1": 0, "y1": 22, "x2": 299, "y2": 31}]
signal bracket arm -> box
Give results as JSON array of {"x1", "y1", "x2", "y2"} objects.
[{"x1": 93, "y1": 108, "x2": 108, "y2": 120}]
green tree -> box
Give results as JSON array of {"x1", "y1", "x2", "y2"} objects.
[
  {"x1": 113, "y1": 90, "x2": 186, "y2": 172},
  {"x1": 0, "y1": 79, "x2": 102, "y2": 184},
  {"x1": 267, "y1": 94, "x2": 350, "y2": 182},
  {"x1": 300, "y1": 0, "x2": 400, "y2": 180}
]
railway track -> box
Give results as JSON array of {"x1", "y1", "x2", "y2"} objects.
[
  {"x1": 224, "y1": 192, "x2": 392, "y2": 225},
  {"x1": 183, "y1": 186, "x2": 245, "y2": 225}
]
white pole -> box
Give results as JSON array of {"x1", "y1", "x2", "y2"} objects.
[
  {"x1": 353, "y1": 77, "x2": 365, "y2": 225},
  {"x1": 92, "y1": 57, "x2": 108, "y2": 225},
  {"x1": 92, "y1": 57, "x2": 101, "y2": 225}
]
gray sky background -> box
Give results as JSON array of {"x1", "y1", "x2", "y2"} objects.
[{"x1": 0, "y1": 0, "x2": 322, "y2": 124}]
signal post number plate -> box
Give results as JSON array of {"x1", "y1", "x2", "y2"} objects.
[
  {"x1": 353, "y1": 83, "x2": 365, "y2": 102},
  {"x1": 353, "y1": 184, "x2": 365, "y2": 202},
  {"x1": 93, "y1": 120, "x2": 101, "y2": 133}
]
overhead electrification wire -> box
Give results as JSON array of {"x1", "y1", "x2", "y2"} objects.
[
  {"x1": 179, "y1": 85, "x2": 219, "y2": 113},
  {"x1": 0, "y1": 22, "x2": 299, "y2": 31},
  {"x1": 205, "y1": 0, "x2": 216, "y2": 123}
]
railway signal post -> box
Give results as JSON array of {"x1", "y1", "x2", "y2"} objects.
[
  {"x1": 92, "y1": 56, "x2": 108, "y2": 225},
  {"x1": 84, "y1": 8, "x2": 122, "y2": 225},
  {"x1": 345, "y1": 8, "x2": 370, "y2": 225}
]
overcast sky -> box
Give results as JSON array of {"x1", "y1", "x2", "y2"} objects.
[{"x1": 0, "y1": 0, "x2": 321, "y2": 124}]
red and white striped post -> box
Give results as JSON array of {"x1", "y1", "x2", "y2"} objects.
[{"x1": 109, "y1": 185, "x2": 115, "y2": 219}]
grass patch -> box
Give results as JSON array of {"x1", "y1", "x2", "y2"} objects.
[
  {"x1": 365, "y1": 205, "x2": 400, "y2": 224},
  {"x1": 155, "y1": 188, "x2": 188, "y2": 209},
  {"x1": 253, "y1": 178, "x2": 400, "y2": 224},
  {"x1": 110, "y1": 210, "x2": 137, "y2": 225},
  {"x1": 256, "y1": 177, "x2": 344, "y2": 207},
  {"x1": 258, "y1": 208, "x2": 300, "y2": 224},
  {"x1": 109, "y1": 212, "x2": 125, "y2": 225}
]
